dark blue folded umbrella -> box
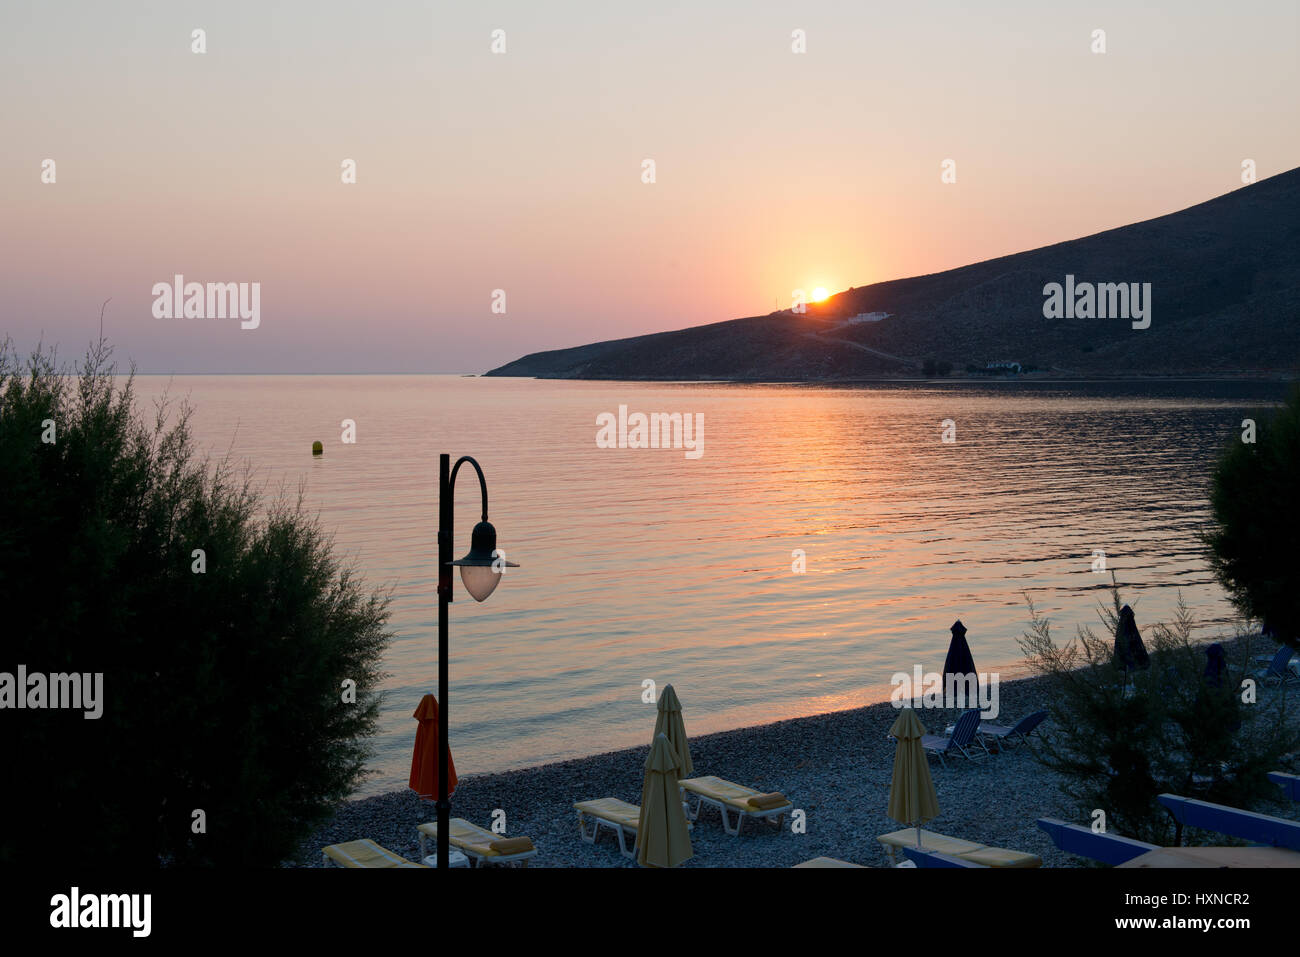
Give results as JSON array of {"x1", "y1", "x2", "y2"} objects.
[
  {"x1": 1204, "y1": 642, "x2": 1227, "y2": 688},
  {"x1": 943, "y1": 620, "x2": 977, "y2": 705},
  {"x1": 1114, "y1": 605, "x2": 1150, "y2": 671}
]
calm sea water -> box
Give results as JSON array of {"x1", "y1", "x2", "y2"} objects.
[{"x1": 136, "y1": 375, "x2": 1285, "y2": 796}]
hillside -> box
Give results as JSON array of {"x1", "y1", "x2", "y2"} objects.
[{"x1": 486, "y1": 169, "x2": 1300, "y2": 380}]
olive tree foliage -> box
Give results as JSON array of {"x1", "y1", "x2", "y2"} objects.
[
  {"x1": 1205, "y1": 385, "x2": 1300, "y2": 651},
  {"x1": 1017, "y1": 579, "x2": 1298, "y2": 845},
  {"x1": 0, "y1": 339, "x2": 392, "y2": 865}
]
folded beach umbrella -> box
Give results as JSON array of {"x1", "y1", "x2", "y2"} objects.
[
  {"x1": 652, "y1": 684, "x2": 694, "y2": 778},
  {"x1": 637, "y1": 732, "x2": 693, "y2": 868},
  {"x1": 409, "y1": 693, "x2": 457, "y2": 799},
  {"x1": 942, "y1": 620, "x2": 977, "y2": 705},
  {"x1": 1114, "y1": 605, "x2": 1151, "y2": 671},
  {"x1": 1204, "y1": 642, "x2": 1227, "y2": 689},
  {"x1": 888, "y1": 708, "x2": 940, "y2": 849}
]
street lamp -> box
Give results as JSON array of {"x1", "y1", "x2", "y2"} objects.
[{"x1": 436, "y1": 453, "x2": 518, "y2": 870}]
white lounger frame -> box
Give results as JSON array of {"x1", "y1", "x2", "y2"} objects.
[
  {"x1": 575, "y1": 808, "x2": 638, "y2": 858},
  {"x1": 417, "y1": 827, "x2": 538, "y2": 867},
  {"x1": 681, "y1": 789, "x2": 790, "y2": 836}
]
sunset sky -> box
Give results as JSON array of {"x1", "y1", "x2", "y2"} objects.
[{"x1": 2, "y1": 1, "x2": 1297, "y2": 373}]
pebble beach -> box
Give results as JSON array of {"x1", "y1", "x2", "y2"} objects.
[{"x1": 291, "y1": 672, "x2": 1086, "y2": 868}]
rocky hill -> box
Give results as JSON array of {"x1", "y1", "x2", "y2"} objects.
[{"x1": 486, "y1": 168, "x2": 1300, "y2": 380}]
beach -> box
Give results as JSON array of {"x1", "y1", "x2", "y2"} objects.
[{"x1": 292, "y1": 672, "x2": 1084, "y2": 867}]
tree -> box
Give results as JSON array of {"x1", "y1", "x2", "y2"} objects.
[
  {"x1": 1206, "y1": 386, "x2": 1300, "y2": 650},
  {"x1": 1017, "y1": 581, "x2": 1298, "y2": 844},
  {"x1": 0, "y1": 340, "x2": 392, "y2": 865}
]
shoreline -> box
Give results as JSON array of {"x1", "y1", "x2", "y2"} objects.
[
  {"x1": 292, "y1": 670, "x2": 1082, "y2": 867},
  {"x1": 480, "y1": 373, "x2": 1298, "y2": 385}
]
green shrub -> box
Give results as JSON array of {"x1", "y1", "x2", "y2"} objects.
[
  {"x1": 0, "y1": 340, "x2": 392, "y2": 865},
  {"x1": 1205, "y1": 386, "x2": 1300, "y2": 650},
  {"x1": 1017, "y1": 580, "x2": 1299, "y2": 844}
]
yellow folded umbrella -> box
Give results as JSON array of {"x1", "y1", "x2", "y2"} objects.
[
  {"x1": 653, "y1": 684, "x2": 694, "y2": 778},
  {"x1": 637, "y1": 732, "x2": 693, "y2": 868},
  {"x1": 888, "y1": 708, "x2": 940, "y2": 849}
]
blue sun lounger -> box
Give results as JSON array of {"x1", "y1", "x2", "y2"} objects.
[
  {"x1": 921, "y1": 709, "x2": 986, "y2": 767},
  {"x1": 902, "y1": 846, "x2": 987, "y2": 868},
  {"x1": 979, "y1": 710, "x2": 1048, "y2": 751},
  {"x1": 1269, "y1": 772, "x2": 1300, "y2": 802},
  {"x1": 1256, "y1": 646, "x2": 1298, "y2": 685},
  {"x1": 1253, "y1": 645, "x2": 1296, "y2": 665},
  {"x1": 1036, "y1": 818, "x2": 1159, "y2": 866},
  {"x1": 1158, "y1": 794, "x2": 1300, "y2": 851}
]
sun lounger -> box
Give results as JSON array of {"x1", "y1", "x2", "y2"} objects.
[
  {"x1": 794, "y1": 857, "x2": 866, "y2": 868},
  {"x1": 322, "y1": 839, "x2": 426, "y2": 868},
  {"x1": 1037, "y1": 818, "x2": 1158, "y2": 866},
  {"x1": 877, "y1": 827, "x2": 1041, "y2": 867},
  {"x1": 1255, "y1": 646, "x2": 1298, "y2": 685},
  {"x1": 921, "y1": 709, "x2": 987, "y2": 767},
  {"x1": 679, "y1": 776, "x2": 793, "y2": 835},
  {"x1": 902, "y1": 846, "x2": 987, "y2": 868},
  {"x1": 1269, "y1": 771, "x2": 1300, "y2": 802},
  {"x1": 416, "y1": 818, "x2": 538, "y2": 867},
  {"x1": 978, "y1": 710, "x2": 1048, "y2": 751},
  {"x1": 575, "y1": 798, "x2": 641, "y2": 858},
  {"x1": 1158, "y1": 794, "x2": 1300, "y2": 851}
]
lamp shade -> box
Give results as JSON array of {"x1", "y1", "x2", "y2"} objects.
[{"x1": 449, "y1": 520, "x2": 519, "y2": 602}]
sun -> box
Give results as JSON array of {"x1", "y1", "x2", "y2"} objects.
[{"x1": 811, "y1": 287, "x2": 829, "y2": 302}]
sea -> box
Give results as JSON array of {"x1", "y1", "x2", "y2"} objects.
[{"x1": 133, "y1": 374, "x2": 1288, "y2": 796}]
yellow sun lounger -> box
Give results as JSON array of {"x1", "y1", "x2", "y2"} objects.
[
  {"x1": 322, "y1": 839, "x2": 426, "y2": 868},
  {"x1": 416, "y1": 818, "x2": 538, "y2": 867},
  {"x1": 679, "y1": 776, "x2": 793, "y2": 836},
  {"x1": 877, "y1": 828, "x2": 1041, "y2": 868},
  {"x1": 575, "y1": 798, "x2": 641, "y2": 859}
]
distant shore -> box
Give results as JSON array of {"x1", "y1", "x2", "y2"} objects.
[
  {"x1": 292, "y1": 670, "x2": 1082, "y2": 868},
  {"x1": 482, "y1": 373, "x2": 1295, "y2": 385}
]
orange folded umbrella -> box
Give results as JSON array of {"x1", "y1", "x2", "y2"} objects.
[{"x1": 409, "y1": 693, "x2": 456, "y2": 798}]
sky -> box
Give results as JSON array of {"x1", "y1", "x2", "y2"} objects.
[{"x1": 1, "y1": 1, "x2": 1297, "y2": 373}]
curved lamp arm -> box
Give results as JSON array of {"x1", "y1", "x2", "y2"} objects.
[{"x1": 449, "y1": 455, "x2": 488, "y2": 522}]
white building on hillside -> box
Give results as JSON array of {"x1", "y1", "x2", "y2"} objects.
[{"x1": 847, "y1": 311, "x2": 890, "y2": 324}]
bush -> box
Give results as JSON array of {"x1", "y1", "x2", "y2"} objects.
[
  {"x1": 0, "y1": 340, "x2": 392, "y2": 865},
  {"x1": 1017, "y1": 579, "x2": 1299, "y2": 844},
  {"x1": 1205, "y1": 386, "x2": 1300, "y2": 650}
]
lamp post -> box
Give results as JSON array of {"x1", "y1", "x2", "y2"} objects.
[{"x1": 436, "y1": 453, "x2": 517, "y2": 870}]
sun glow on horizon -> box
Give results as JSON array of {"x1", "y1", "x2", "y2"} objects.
[{"x1": 811, "y1": 287, "x2": 829, "y2": 302}]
